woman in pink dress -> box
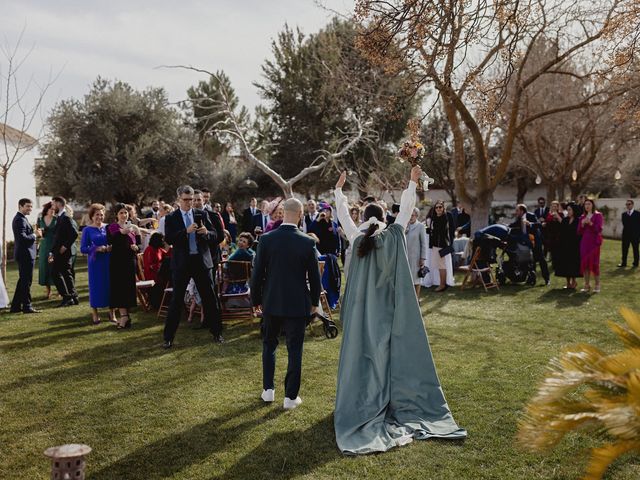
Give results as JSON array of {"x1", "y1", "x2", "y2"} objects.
[{"x1": 577, "y1": 198, "x2": 603, "y2": 293}]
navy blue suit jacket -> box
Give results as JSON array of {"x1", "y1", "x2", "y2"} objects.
[
  {"x1": 12, "y1": 212, "x2": 36, "y2": 262},
  {"x1": 250, "y1": 224, "x2": 321, "y2": 317},
  {"x1": 164, "y1": 208, "x2": 218, "y2": 271}
]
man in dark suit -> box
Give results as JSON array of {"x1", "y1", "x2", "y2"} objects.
[
  {"x1": 162, "y1": 185, "x2": 223, "y2": 348},
  {"x1": 534, "y1": 197, "x2": 549, "y2": 222},
  {"x1": 10, "y1": 198, "x2": 39, "y2": 313},
  {"x1": 251, "y1": 198, "x2": 321, "y2": 410},
  {"x1": 302, "y1": 199, "x2": 318, "y2": 233},
  {"x1": 194, "y1": 189, "x2": 225, "y2": 265},
  {"x1": 242, "y1": 197, "x2": 258, "y2": 233},
  {"x1": 252, "y1": 200, "x2": 271, "y2": 235},
  {"x1": 51, "y1": 196, "x2": 79, "y2": 307},
  {"x1": 145, "y1": 200, "x2": 160, "y2": 219},
  {"x1": 619, "y1": 199, "x2": 640, "y2": 267},
  {"x1": 450, "y1": 202, "x2": 471, "y2": 237},
  {"x1": 509, "y1": 204, "x2": 550, "y2": 285}
]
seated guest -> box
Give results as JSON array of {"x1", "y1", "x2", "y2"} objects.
[
  {"x1": 143, "y1": 232, "x2": 169, "y2": 284},
  {"x1": 228, "y1": 232, "x2": 255, "y2": 262},
  {"x1": 224, "y1": 232, "x2": 255, "y2": 296},
  {"x1": 310, "y1": 204, "x2": 341, "y2": 256},
  {"x1": 144, "y1": 232, "x2": 171, "y2": 309},
  {"x1": 80, "y1": 203, "x2": 116, "y2": 324}
]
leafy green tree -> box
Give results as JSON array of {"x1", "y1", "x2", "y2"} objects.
[
  {"x1": 39, "y1": 78, "x2": 202, "y2": 207},
  {"x1": 254, "y1": 18, "x2": 421, "y2": 196}
]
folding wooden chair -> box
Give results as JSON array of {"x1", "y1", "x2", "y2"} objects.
[
  {"x1": 219, "y1": 261, "x2": 255, "y2": 321},
  {"x1": 135, "y1": 253, "x2": 155, "y2": 311},
  {"x1": 459, "y1": 247, "x2": 499, "y2": 292}
]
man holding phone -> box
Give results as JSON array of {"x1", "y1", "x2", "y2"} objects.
[{"x1": 162, "y1": 185, "x2": 223, "y2": 348}]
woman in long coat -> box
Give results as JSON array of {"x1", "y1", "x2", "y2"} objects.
[{"x1": 405, "y1": 207, "x2": 428, "y2": 298}]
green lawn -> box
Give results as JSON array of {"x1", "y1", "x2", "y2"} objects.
[{"x1": 1, "y1": 241, "x2": 639, "y2": 479}]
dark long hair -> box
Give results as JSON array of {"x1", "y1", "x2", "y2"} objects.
[
  {"x1": 357, "y1": 203, "x2": 384, "y2": 258},
  {"x1": 41, "y1": 201, "x2": 53, "y2": 220}
]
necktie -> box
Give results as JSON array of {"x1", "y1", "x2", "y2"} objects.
[{"x1": 183, "y1": 211, "x2": 197, "y2": 254}]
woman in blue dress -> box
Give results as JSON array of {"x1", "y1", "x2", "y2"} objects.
[{"x1": 80, "y1": 203, "x2": 115, "y2": 324}]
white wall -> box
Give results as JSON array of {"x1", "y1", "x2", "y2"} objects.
[{"x1": 2, "y1": 149, "x2": 38, "y2": 242}]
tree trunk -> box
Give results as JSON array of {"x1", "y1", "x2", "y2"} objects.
[
  {"x1": 469, "y1": 193, "x2": 493, "y2": 231},
  {"x1": 558, "y1": 183, "x2": 567, "y2": 202},
  {"x1": 516, "y1": 177, "x2": 528, "y2": 204},
  {"x1": 546, "y1": 183, "x2": 557, "y2": 202},
  {"x1": 2, "y1": 172, "x2": 7, "y2": 282}
]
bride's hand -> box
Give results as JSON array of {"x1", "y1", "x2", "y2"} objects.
[
  {"x1": 410, "y1": 165, "x2": 422, "y2": 183},
  {"x1": 335, "y1": 171, "x2": 347, "y2": 189}
]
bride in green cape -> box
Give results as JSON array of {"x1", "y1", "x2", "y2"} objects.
[{"x1": 333, "y1": 166, "x2": 467, "y2": 455}]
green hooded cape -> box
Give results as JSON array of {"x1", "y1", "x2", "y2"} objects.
[{"x1": 334, "y1": 223, "x2": 467, "y2": 454}]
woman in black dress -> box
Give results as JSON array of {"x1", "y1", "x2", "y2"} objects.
[
  {"x1": 554, "y1": 203, "x2": 581, "y2": 289},
  {"x1": 107, "y1": 203, "x2": 140, "y2": 328},
  {"x1": 425, "y1": 200, "x2": 452, "y2": 292}
]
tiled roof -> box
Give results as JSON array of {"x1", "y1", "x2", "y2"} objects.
[{"x1": 0, "y1": 123, "x2": 37, "y2": 148}]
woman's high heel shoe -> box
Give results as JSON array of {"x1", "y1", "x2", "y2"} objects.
[{"x1": 117, "y1": 314, "x2": 131, "y2": 329}]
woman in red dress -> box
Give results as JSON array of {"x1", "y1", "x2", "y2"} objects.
[{"x1": 577, "y1": 198, "x2": 604, "y2": 293}]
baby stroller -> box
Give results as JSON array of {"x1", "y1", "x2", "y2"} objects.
[
  {"x1": 495, "y1": 232, "x2": 537, "y2": 286},
  {"x1": 307, "y1": 312, "x2": 339, "y2": 339}
]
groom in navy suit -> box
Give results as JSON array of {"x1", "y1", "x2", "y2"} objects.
[
  {"x1": 10, "y1": 198, "x2": 39, "y2": 313},
  {"x1": 251, "y1": 198, "x2": 321, "y2": 410}
]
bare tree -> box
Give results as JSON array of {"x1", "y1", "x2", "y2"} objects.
[
  {"x1": 166, "y1": 65, "x2": 374, "y2": 199},
  {"x1": 355, "y1": 0, "x2": 640, "y2": 228},
  {"x1": 0, "y1": 31, "x2": 57, "y2": 280}
]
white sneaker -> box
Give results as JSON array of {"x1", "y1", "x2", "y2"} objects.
[
  {"x1": 261, "y1": 389, "x2": 275, "y2": 402},
  {"x1": 283, "y1": 396, "x2": 302, "y2": 410}
]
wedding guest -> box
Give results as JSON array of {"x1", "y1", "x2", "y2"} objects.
[
  {"x1": 51, "y1": 196, "x2": 79, "y2": 307},
  {"x1": 406, "y1": 207, "x2": 428, "y2": 298},
  {"x1": 303, "y1": 199, "x2": 319, "y2": 233},
  {"x1": 201, "y1": 188, "x2": 213, "y2": 211},
  {"x1": 221, "y1": 202, "x2": 238, "y2": 243},
  {"x1": 80, "y1": 203, "x2": 115, "y2": 324},
  {"x1": 310, "y1": 205, "x2": 341, "y2": 256},
  {"x1": 194, "y1": 190, "x2": 225, "y2": 265},
  {"x1": 386, "y1": 203, "x2": 400, "y2": 225},
  {"x1": 185, "y1": 279, "x2": 203, "y2": 324},
  {"x1": 213, "y1": 202, "x2": 222, "y2": 214},
  {"x1": 555, "y1": 203, "x2": 581, "y2": 289},
  {"x1": 157, "y1": 204, "x2": 173, "y2": 235},
  {"x1": 145, "y1": 200, "x2": 160, "y2": 219},
  {"x1": 349, "y1": 206, "x2": 361, "y2": 225},
  {"x1": 253, "y1": 200, "x2": 271, "y2": 235},
  {"x1": 10, "y1": 198, "x2": 39, "y2": 314},
  {"x1": 143, "y1": 232, "x2": 170, "y2": 309},
  {"x1": 162, "y1": 185, "x2": 223, "y2": 348},
  {"x1": 544, "y1": 200, "x2": 564, "y2": 271},
  {"x1": 228, "y1": 232, "x2": 255, "y2": 262},
  {"x1": 107, "y1": 203, "x2": 140, "y2": 328},
  {"x1": 509, "y1": 204, "x2": 550, "y2": 286},
  {"x1": 577, "y1": 198, "x2": 604, "y2": 293},
  {"x1": 37, "y1": 202, "x2": 57, "y2": 298},
  {"x1": 452, "y1": 203, "x2": 471, "y2": 237},
  {"x1": 265, "y1": 203, "x2": 284, "y2": 233},
  {"x1": 426, "y1": 200, "x2": 452, "y2": 292},
  {"x1": 619, "y1": 199, "x2": 640, "y2": 268},
  {"x1": 65, "y1": 205, "x2": 79, "y2": 279},
  {"x1": 143, "y1": 232, "x2": 169, "y2": 284},
  {"x1": 242, "y1": 197, "x2": 258, "y2": 233},
  {"x1": 534, "y1": 197, "x2": 549, "y2": 222}
]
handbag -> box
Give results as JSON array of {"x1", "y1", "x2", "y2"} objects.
[
  {"x1": 439, "y1": 245, "x2": 454, "y2": 258},
  {"x1": 417, "y1": 265, "x2": 430, "y2": 278}
]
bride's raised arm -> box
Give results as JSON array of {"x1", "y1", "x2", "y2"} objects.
[
  {"x1": 334, "y1": 171, "x2": 361, "y2": 244},
  {"x1": 394, "y1": 165, "x2": 422, "y2": 231}
]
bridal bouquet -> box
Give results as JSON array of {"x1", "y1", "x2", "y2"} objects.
[{"x1": 398, "y1": 140, "x2": 425, "y2": 163}]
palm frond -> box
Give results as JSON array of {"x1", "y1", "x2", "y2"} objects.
[{"x1": 518, "y1": 308, "x2": 640, "y2": 479}]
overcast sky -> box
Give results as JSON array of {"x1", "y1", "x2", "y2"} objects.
[{"x1": 2, "y1": 0, "x2": 354, "y2": 135}]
